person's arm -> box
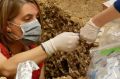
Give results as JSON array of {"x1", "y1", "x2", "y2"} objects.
[
  {"x1": 92, "y1": 5, "x2": 120, "y2": 27},
  {"x1": 80, "y1": 0, "x2": 120, "y2": 43},
  {"x1": 93, "y1": 0, "x2": 120, "y2": 27},
  {"x1": 0, "y1": 32, "x2": 79, "y2": 78},
  {"x1": 0, "y1": 46, "x2": 47, "y2": 77},
  {"x1": 39, "y1": 64, "x2": 45, "y2": 79}
]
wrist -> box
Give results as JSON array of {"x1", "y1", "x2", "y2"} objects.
[
  {"x1": 89, "y1": 18, "x2": 101, "y2": 29},
  {"x1": 41, "y1": 39, "x2": 57, "y2": 56}
]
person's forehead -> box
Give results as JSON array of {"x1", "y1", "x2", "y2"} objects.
[{"x1": 19, "y1": 3, "x2": 39, "y2": 16}]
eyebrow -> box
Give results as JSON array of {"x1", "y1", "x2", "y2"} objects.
[
  {"x1": 22, "y1": 14, "x2": 33, "y2": 19},
  {"x1": 22, "y1": 12, "x2": 39, "y2": 20}
]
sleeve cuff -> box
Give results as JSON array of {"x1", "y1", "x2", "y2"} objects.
[{"x1": 114, "y1": 0, "x2": 120, "y2": 12}]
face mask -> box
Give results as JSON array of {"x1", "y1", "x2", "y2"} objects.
[{"x1": 20, "y1": 19, "x2": 42, "y2": 42}]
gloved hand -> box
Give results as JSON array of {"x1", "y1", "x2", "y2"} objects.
[
  {"x1": 42, "y1": 32, "x2": 79, "y2": 56},
  {"x1": 80, "y1": 19, "x2": 100, "y2": 43}
]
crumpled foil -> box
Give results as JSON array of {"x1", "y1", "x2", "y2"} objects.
[{"x1": 16, "y1": 60, "x2": 39, "y2": 79}]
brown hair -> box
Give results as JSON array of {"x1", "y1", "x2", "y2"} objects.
[{"x1": 0, "y1": 0, "x2": 42, "y2": 54}]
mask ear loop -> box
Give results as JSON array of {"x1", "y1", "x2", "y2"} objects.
[{"x1": 7, "y1": 21, "x2": 24, "y2": 40}]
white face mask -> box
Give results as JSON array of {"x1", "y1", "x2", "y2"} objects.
[
  {"x1": 20, "y1": 19, "x2": 42, "y2": 42},
  {"x1": 9, "y1": 19, "x2": 42, "y2": 42}
]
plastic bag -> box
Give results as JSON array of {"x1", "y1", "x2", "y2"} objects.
[
  {"x1": 87, "y1": 18, "x2": 120, "y2": 79},
  {"x1": 88, "y1": 43, "x2": 120, "y2": 79},
  {"x1": 99, "y1": 19, "x2": 120, "y2": 47},
  {"x1": 15, "y1": 60, "x2": 39, "y2": 79},
  {"x1": 88, "y1": 0, "x2": 120, "y2": 78}
]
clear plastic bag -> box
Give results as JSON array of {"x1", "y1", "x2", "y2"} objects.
[
  {"x1": 87, "y1": 0, "x2": 120, "y2": 78},
  {"x1": 99, "y1": 22, "x2": 120, "y2": 46},
  {"x1": 15, "y1": 60, "x2": 39, "y2": 79},
  {"x1": 88, "y1": 43, "x2": 120, "y2": 79}
]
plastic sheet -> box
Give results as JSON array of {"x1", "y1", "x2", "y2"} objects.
[
  {"x1": 16, "y1": 60, "x2": 39, "y2": 79},
  {"x1": 88, "y1": 43, "x2": 120, "y2": 79}
]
